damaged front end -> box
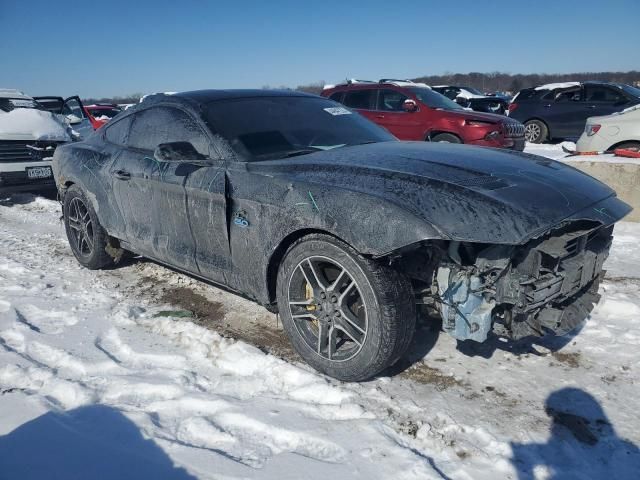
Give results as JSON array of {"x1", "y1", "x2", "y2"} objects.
[{"x1": 404, "y1": 222, "x2": 613, "y2": 342}]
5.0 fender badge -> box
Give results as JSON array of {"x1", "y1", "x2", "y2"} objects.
[{"x1": 233, "y1": 211, "x2": 249, "y2": 228}]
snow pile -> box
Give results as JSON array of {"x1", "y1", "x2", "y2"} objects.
[
  {"x1": 0, "y1": 108, "x2": 70, "y2": 141},
  {"x1": 525, "y1": 141, "x2": 640, "y2": 165},
  {"x1": 0, "y1": 195, "x2": 639, "y2": 479}
]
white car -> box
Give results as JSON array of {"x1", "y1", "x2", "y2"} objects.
[
  {"x1": 0, "y1": 89, "x2": 74, "y2": 194},
  {"x1": 576, "y1": 104, "x2": 640, "y2": 153}
]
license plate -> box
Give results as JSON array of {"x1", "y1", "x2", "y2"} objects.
[{"x1": 26, "y1": 166, "x2": 53, "y2": 179}]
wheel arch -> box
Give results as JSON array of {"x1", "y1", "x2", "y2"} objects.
[
  {"x1": 608, "y1": 139, "x2": 640, "y2": 151},
  {"x1": 265, "y1": 228, "x2": 352, "y2": 305},
  {"x1": 523, "y1": 117, "x2": 551, "y2": 139},
  {"x1": 426, "y1": 131, "x2": 463, "y2": 143}
]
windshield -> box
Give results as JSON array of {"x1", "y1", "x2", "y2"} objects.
[
  {"x1": 205, "y1": 96, "x2": 396, "y2": 161},
  {"x1": 88, "y1": 107, "x2": 121, "y2": 119},
  {"x1": 409, "y1": 88, "x2": 464, "y2": 111},
  {"x1": 463, "y1": 86, "x2": 483, "y2": 95},
  {"x1": 0, "y1": 98, "x2": 42, "y2": 113},
  {"x1": 618, "y1": 84, "x2": 640, "y2": 98}
]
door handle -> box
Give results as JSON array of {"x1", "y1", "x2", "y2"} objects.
[
  {"x1": 587, "y1": 105, "x2": 597, "y2": 109},
  {"x1": 375, "y1": 114, "x2": 385, "y2": 119},
  {"x1": 543, "y1": 104, "x2": 551, "y2": 108},
  {"x1": 113, "y1": 170, "x2": 131, "y2": 180}
]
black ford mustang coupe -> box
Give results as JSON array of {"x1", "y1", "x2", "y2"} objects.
[{"x1": 52, "y1": 90, "x2": 631, "y2": 381}]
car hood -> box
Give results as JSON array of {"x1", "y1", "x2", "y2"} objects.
[
  {"x1": 0, "y1": 108, "x2": 71, "y2": 141},
  {"x1": 251, "y1": 141, "x2": 631, "y2": 244},
  {"x1": 441, "y1": 109, "x2": 512, "y2": 124}
]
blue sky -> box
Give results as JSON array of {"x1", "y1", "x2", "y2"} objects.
[{"x1": 1, "y1": 0, "x2": 638, "y2": 98}]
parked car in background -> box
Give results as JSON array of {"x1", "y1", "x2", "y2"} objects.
[
  {"x1": 34, "y1": 95, "x2": 94, "y2": 139},
  {"x1": 576, "y1": 104, "x2": 640, "y2": 153},
  {"x1": 53, "y1": 90, "x2": 630, "y2": 381},
  {"x1": 84, "y1": 104, "x2": 122, "y2": 129},
  {"x1": 322, "y1": 80, "x2": 525, "y2": 150},
  {"x1": 508, "y1": 82, "x2": 640, "y2": 143},
  {"x1": 431, "y1": 85, "x2": 510, "y2": 115},
  {"x1": 0, "y1": 89, "x2": 72, "y2": 193}
]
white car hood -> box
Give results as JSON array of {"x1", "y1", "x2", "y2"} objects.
[{"x1": 0, "y1": 108, "x2": 71, "y2": 141}]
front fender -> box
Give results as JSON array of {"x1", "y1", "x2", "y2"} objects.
[{"x1": 293, "y1": 186, "x2": 444, "y2": 256}]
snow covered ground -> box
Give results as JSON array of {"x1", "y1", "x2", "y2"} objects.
[
  {"x1": 525, "y1": 141, "x2": 640, "y2": 165},
  {"x1": 1, "y1": 176, "x2": 639, "y2": 478}
]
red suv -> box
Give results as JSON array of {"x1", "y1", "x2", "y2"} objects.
[
  {"x1": 83, "y1": 104, "x2": 122, "y2": 129},
  {"x1": 321, "y1": 80, "x2": 525, "y2": 150}
]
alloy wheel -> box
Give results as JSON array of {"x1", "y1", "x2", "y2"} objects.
[
  {"x1": 287, "y1": 256, "x2": 368, "y2": 362},
  {"x1": 67, "y1": 197, "x2": 94, "y2": 257},
  {"x1": 524, "y1": 123, "x2": 541, "y2": 142}
]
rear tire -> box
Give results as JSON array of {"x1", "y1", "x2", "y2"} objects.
[
  {"x1": 63, "y1": 185, "x2": 120, "y2": 270},
  {"x1": 524, "y1": 120, "x2": 548, "y2": 143},
  {"x1": 276, "y1": 234, "x2": 416, "y2": 382},
  {"x1": 431, "y1": 133, "x2": 462, "y2": 144}
]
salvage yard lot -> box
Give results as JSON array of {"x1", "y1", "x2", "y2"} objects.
[{"x1": 1, "y1": 147, "x2": 639, "y2": 479}]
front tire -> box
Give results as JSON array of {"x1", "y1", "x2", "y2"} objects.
[
  {"x1": 63, "y1": 185, "x2": 119, "y2": 270},
  {"x1": 524, "y1": 120, "x2": 548, "y2": 143},
  {"x1": 431, "y1": 133, "x2": 462, "y2": 144},
  {"x1": 276, "y1": 234, "x2": 415, "y2": 381}
]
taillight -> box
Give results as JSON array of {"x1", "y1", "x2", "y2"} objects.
[
  {"x1": 508, "y1": 103, "x2": 518, "y2": 114},
  {"x1": 586, "y1": 124, "x2": 601, "y2": 136}
]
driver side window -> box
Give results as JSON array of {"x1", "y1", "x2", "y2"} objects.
[
  {"x1": 127, "y1": 106, "x2": 211, "y2": 156},
  {"x1": 554, "y1": 89, "x2": 582, "y2": 103}
]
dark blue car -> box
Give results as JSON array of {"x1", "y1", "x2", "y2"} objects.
[{"x1": 508, "y1": 82, "x2": 640, "y2": 143}]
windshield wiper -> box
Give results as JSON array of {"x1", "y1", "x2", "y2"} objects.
[{"x1": 284, "y1": 149, "x2": 320, "y2": 158}]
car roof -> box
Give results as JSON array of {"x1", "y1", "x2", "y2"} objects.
[
  {"x1": 174, "y1": 89, "x2": 317, "y2": 104},
  {"x1": 329, "y1": 83, "x2": 417, "y2": 91},
  {"x1": 0, "y1": 88, "x2": 33, "y2": 100}
]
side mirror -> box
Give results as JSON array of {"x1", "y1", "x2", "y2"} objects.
[
  {"x1": 66, "y1": 114, "x2": 83, "y2": 125},
  {"x1": 154, "y1": 141, "x2": 207, "y2": 162},
  {"x1": 402, "y1": 99, "x2": 418, "y2": 113}
]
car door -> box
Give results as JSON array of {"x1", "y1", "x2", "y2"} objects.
[
  {"x1": 61, "y1": 96, "x2": 93, "y2": 139},
  {"x1": 174, "y1": 114, "x2": 230, "y2": 284},
  {"x1": 374, "y1": 89, "x2": 424, "y2": 140},
  {"x1": 543, "y1": 87, "x2": 586, "y2": 139},
  {"x1": 584, "y1": 85, "x2": 630, "y2": 119},
  {"x1": 341, "y1": 89, "x2": 379, "y2": 124},
  {"x1": 110, "y1": 105, "x2": 202, "y2": 273}
]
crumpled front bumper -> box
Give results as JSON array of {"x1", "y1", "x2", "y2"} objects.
[{"x1": 436, "y1": 220, "x2": 616, "y2": 343}]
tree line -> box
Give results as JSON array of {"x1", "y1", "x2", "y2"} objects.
[
  {"x1": 295, "y1": 70, "x2": 640, "y2": 95},
  {"x1": 84, "y1": 71, "x2": 640, "y2": 103}
]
